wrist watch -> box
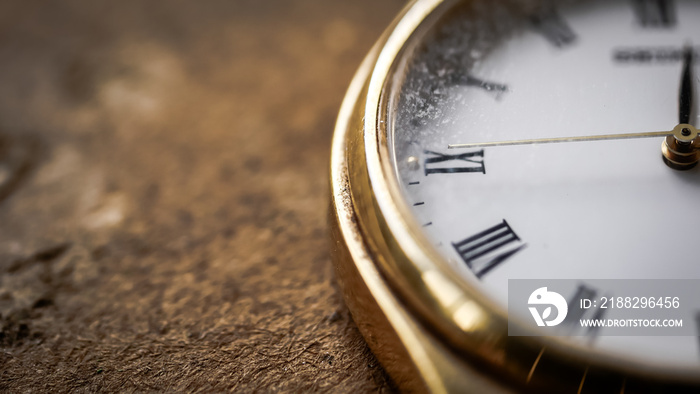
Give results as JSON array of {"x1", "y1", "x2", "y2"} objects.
[{"x1": 329, "y1": 0, "x2": 700, "y2": 392}]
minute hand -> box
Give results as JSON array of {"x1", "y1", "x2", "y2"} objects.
[{"x1": 448, "y1": 130, "x2": 672, "y2": 149}]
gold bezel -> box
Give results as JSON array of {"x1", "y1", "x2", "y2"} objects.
[{"x1": 331, "y1": 0, "x2": 700, "y2": 391}]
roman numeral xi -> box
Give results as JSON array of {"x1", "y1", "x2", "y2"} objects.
[{"x1": 453, "y1": 220, "x2": 525, "y2": 279}]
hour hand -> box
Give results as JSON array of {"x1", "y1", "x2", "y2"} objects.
[{"x1": 679, "y1": 45, "x2": 695, "y2": 125}]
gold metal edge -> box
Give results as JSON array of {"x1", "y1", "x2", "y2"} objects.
[{"x1": 329, "y1": 23, "x2": 513, "y2": 392}]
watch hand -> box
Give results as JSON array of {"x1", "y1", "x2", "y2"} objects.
[
  {"x1": 448, "y1": 130, "x2": 672, "y2": 149},
  {"x1": 679, "y1": 44, "x2": 695, "y2": 125}
]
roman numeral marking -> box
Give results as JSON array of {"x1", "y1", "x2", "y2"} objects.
[
  {"x1": 423, "y1": 150, "x2": 485, "y2": 175},
  {"x1": 613, "y1": 46, "x2": 693, "y2": 64},
  {"x1": 451, "y1": 74, "x2": 508, "y2": 95},
  {"x1": 531, "y1": 8, "x2": 577, "y2": 48},
  {"x1": 453, "y1": 220, "x2": 525, "y2": 279},
  {"x1": 563, "y1": 284, "x2": 598, "y2": 326},
  {"x1": 563, "y1": 284, "x2": 607, "y2": 340},
  {"x1": 632, "y1": 0, "x2": 676, "y2": 28}
]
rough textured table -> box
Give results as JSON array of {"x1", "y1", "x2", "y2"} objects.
[{"x1": 0, "y1": 1, "x2": 403, "y2": 391}]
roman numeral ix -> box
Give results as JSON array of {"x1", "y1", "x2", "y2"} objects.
[
  {"x1": 453, "y1": 219, "x2": 525, "y2": 279},
  {"x1": 423, "y1": 149, "x2": 485, "y2": 175}
]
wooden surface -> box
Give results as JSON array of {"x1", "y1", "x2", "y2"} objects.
[{"x1": 0, "y1": 1, "x2": 404, "y2": 391}]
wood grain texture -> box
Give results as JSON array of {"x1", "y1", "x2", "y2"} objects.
[{"x1": 0, "y1": 0, "x2": 403, "y2": 391}]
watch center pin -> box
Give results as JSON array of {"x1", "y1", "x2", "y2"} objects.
[{"x1": 661, "y1": 124, "x2": 700, "y2": 170}]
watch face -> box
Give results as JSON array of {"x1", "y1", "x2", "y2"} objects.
[{"x1": 388, "y1": 0, "x2": 700, "y2": 369}]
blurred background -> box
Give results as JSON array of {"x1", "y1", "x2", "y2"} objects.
[{"x1": 0, "y1": 0, "x2": 403, "y2": 391}]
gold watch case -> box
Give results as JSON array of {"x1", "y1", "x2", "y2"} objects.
[{"x1": 329, "y1": 0, "x2": 700, "y2": 392}]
